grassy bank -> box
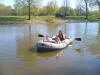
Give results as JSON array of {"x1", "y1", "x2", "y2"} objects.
[
  {"x1": 0, "y1": 16, "x2": 67, "y2": 24},
  {"x1": 0, "y1": 16, "x2": 28, "y2": 21},
  {"x1": 65, "y1": 16, "x2": 100, "y2": 22},
  {"x1": 0, "y1": 16, "x2": 66, "y2": 21},
  {"x1": 0, "y1": 16, "x2": 100, "y2": 23}
]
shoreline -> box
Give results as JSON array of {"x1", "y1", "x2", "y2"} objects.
[
  {"x1": 0, "y1": 16, "x2": 100, "y2": 24},
  {"x1": 0, "y1": 20, "x2": 86, "y2": 24}
]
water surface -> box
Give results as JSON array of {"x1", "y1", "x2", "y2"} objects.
[{"x1": 0, "y1": 23, "x2": 100, "y2": 75}]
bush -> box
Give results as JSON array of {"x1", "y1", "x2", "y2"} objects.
[
  {"x1": 45, "y1": 17, "x2": 54, "y2": 22},
  {"x1": 55, "y1": 13, "x2": 65, "y2": 18}
]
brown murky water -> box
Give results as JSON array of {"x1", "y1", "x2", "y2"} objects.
[{"x1": 0, "y1": 23, "x2": 100, "y2": 75}]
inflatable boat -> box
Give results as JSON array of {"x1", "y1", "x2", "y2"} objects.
[{"x1": 37, "y1": 37, "x2": 73, "y2": 52}]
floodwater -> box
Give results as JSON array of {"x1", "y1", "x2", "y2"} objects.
[{"x1": 0, "y1": 23, "x2": 100, "y2": 75}]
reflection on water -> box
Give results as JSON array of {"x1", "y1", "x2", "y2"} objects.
[
  {"x1": 38, "y1": 50, "x2": 65, "y2": 60},
  {"x1": 97, "y1": 56, "x2": 100, "y2": 59},
  {"x1": 76, "y1": 49, "x2": 81, "y2": 53},
  {"x1": 87, "y1": 40, "x2": 100, "y2": 57},
  {"x1": 0, "y1": 23, "x2": 100, "y2": 75}
]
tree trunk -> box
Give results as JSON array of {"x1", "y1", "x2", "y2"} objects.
[
  {"x1": 85, "y1": 0, "x2": 88, "y2": 19},
  {"x1": 84, "y1": 0, "x2": 88, "y2": 19},
  {"x1": 28, "y1": 0, "x2": 31, "y2": 20},
  {"x1": 96, "y1": 0, "x2": 100, "y2": 19},
  {"x1": 97, "y1": 3, "x2": 100, "y2": 19},
  {"x1": 64, "y1": 8, "x2": 66, "y2": 16},
  {"x1": 99, "y1": 6, "x2": 100, "y2": 11},
  {"x1": 64, "y1": 1, "x2": 66, "y2": 16},
  {"x1": 64, "y1": 0, "x2": 68, "y2": 17}
]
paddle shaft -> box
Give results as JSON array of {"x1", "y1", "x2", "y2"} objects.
[{"x1": 38, "y1": 34, "x2": 81, "y2": 41}]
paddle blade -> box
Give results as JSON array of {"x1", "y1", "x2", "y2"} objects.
[
  {"x1": 38, "y1": 34, "x2": 44, "y2": 37},
  {"x1": 75, "y1": 38, "x2": 81, "y2": 41}
]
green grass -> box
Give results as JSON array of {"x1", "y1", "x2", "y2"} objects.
[
  {"x1": 0, "y1": 16, "x2": 28, "y2": 21},
  {"x1": 0, "y1": 16, "x2": 66, "y2": 21},
  {"x1": 31, "y1": 16, "x2": 66, "y2": 21},
  {"x1": 65, "y1": 16, "x2": 100, "y2": 22},
  {"x1": 0, "y1": 16, "x2": 100, "y2": 22},
  {"x1": 66, "y1": 16, "x2": 85, "y2": 20}
]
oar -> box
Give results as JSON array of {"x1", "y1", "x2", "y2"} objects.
[
  {"x1": 38, "y1": 34, "x2": 44, "y2": 37},
  {"x1": 75, "y1": 38, "x2": 81, "y2": 41},
  {"x1": 38, "y1": 34, "x2": 81, "y2": 41}
]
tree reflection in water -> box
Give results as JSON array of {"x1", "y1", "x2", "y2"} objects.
[{"x1": 37, "y1": 50, "x2": 65, "y2": 60}]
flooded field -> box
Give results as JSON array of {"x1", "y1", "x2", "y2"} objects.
[{"x1": 0, "y1": 23, "x2": 100, "y2": 75}]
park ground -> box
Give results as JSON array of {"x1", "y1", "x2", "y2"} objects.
[{"x1": 0, "y1": 16, "x2": 100, "y2": 24}]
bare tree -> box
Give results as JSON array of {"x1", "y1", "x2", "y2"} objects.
[
  {"x1": 96, "y1": 0, "x2": 100, "y2": 18},
  {"x1": 96, "y1": 0, "x2": 100, "y2": 11},
  {"x1": 89, "y1": 0, "x2": 100, "y2": 18},
  {"x1": 63, "y1": 0, "x2": 70, "y2": 16},
  {"x1": 76, "y1": 0, "x2": 90, "y2": 19}
]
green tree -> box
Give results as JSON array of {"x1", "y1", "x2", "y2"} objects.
[
  {"x1": 31, "y1": 6, "x2": 40, "y2": 16},
  {"x1": 63, "y1": 0, "x2": 70, "y2": 16},
  {"x1": 22, "y1": 6, "x2": 28, "y2": 15},
  {"x1": 14, "y1": 0, "x2": 23, "y2": 16},
  {"x1": 70, "y1": 9, "x2": 77, "y2": 16},
  {"x1": 57, "y1": 6, "x2": 70, "y2": 16},
  {"x1": 46, "y1": 1, "x2": 58, "y2": 15},
  {"x1": 14, "y1": 0, "x2": 40, "y2": 20},
  {"x1": 0, "y1": 4, "x2": 12, "y2": 16},
  {"x1": 39, "y1": 7, "x2": 47, "y2": 16}
]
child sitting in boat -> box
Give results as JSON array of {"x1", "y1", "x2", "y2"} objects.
[
  {"x1": 46, "y1": 35, "x2": 61, "y2": 44},
  {"x1": 55, "y1": 36, "x2": 61, "y2": 44},
  {"x1": 46, "y1": 36, "x2": 55, "y2": 42},
  {"x1": 58, "y1": 30, "x2": 66, "y2": 41}
]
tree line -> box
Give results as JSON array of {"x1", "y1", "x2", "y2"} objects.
[
  {"x1": 0, "y1": 0, "x2": 100, "y2": 20},
  {"x1": 0, "y1": 4, "x2": 12, "y2": 16}
]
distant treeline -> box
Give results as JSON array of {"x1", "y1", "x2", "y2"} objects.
[
  {"x1": 0, "y1": 4, "x2": 13, "y2": 16},
  {"x1": 0, "y1": 0, "x2": 100, "y2": 18}
]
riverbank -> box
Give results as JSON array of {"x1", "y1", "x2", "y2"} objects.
[
  {"x1": 0, "y1": 20, "x2": 82, "y2": 24},
  {"x1": 0, "y1": 16, "x2": 100, "y2": 24}
]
